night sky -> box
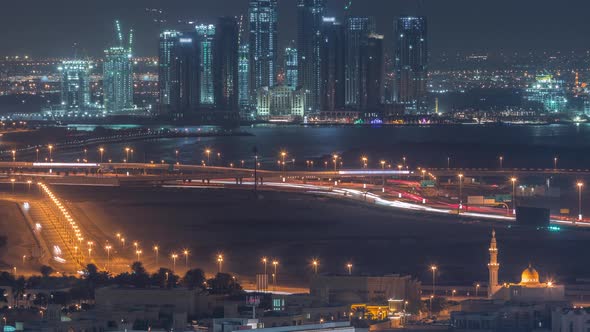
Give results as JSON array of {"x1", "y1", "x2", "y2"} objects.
[{"x1": 2, "y1": 0, "x2": 589, "y2": 58}]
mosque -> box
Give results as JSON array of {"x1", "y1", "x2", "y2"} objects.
[{"x1": 487, "y1": 230, "x2": 565, "y2": 302}]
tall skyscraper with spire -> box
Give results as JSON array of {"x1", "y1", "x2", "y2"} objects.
[
  {"x1": 488, "y1": 229, "x2": 500, "y2": 297},
  {"x1": 249, "y1": 0, "x2": 278, "y2": 95},
  {"x1": 297, "y1": 0, "x2": 326, "y2": 114},
  {"x1": 103, "y1": 20, "x2": 134, "y2": 113}
]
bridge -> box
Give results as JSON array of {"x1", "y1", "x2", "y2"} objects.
[{"x1": 0, "y1": 162, "x2": 588, "y2": 187}]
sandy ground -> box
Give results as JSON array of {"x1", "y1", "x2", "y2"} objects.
[{"x1": 36, "y1": 185, "x2": 590, "y2": 288}]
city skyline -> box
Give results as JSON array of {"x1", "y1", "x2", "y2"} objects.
[{"x1": 3, "y1": 0, "x2": 590, "y2": 58}]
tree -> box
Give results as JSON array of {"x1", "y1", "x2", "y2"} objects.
[
  {"x1": 207, "y1": 273, "x2": 243, "y2": 295},
  {"x1": 182, "y1": 269, "x2": 205, "y2": 290},
  {"x1": 40, "y1": 265, "x2": 54, "y2": 278},
  {"x1": 151, "y1": 268, "x2": 179, "y2": 289},
  {"x1": 129, "y1": 262, "x2": 150, "y2": 288}
]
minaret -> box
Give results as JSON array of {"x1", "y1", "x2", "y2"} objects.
[{"x1": 487, "y1": 229, "x2": 500, "y2": 297}]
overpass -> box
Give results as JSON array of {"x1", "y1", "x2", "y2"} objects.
[{"x1": 0, "y1": 161, "x2": 588, "y2": 187}]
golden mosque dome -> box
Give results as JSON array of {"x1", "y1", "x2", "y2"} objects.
[{"x1": 520, "y1": 265, "x2": 540, "y2": 285}]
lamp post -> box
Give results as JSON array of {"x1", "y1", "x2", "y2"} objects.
[
  {"x1": 333, "y1": 155, "x2": 339, "y2": 171},
  {"x1": 36, "y1": 148, "x2": 39, "y2": 162},
  {"x1": 217, "y1": 254, "x2": 224, "y2": 273},
  {"x1": 312, "y1": 259, "x2": 319, "y2": 274},
  {"x1": 136, "y1": 249, "x2": 142, "y2": 262},
  {"x1": 347, "y1": 263, "x2": 353, "y2": 275},
  {"x1": 361, "y1": 157, "x2": 368, "y2": 169},
  {"x1": 272, "y1": 260, "x2": 278, "y2": 287},
  {"x1": 447, "y1": 156, "x2": 450, "y2": 169},
  {"x1": 125, "y1": 148, "x2": 130, "y2": 163},
  {"x1": 554, "y1": 157, "x2": 558, "y2": 170},
  {"x1": 262, "y1": 257, "x2": 268, "y2": 275},
  {"x1": 280, "y1": 152, "x2": 287, "y2": 173},
  {"x1": 205, "y1": 149, "x2": 211, "y2": 166},
  {"x1": 99, "y1": 148, "x2": 105, "y2": 163},
  {"x1": 458, "y1": 174, "x2": 464, "y2": 213},
  {"x1": 183, "y1": 249, "x2": 189, "y2": 268},
  {"x1": 11, "y1": 150, "x2": 16, "y2": 162},
  {"x1": 511, "y1": 177, "x2": 517, "y2": 215},
  {"x1": 154, "y1": 246, "x2": 159, "y2": 266},
  {"x1": 499, "y1": 156, "x2": 503, "y2": 169},
  {"x1": 476, "y1": 284, "x2": 480, "y2": 297},
  {"x1": 171, "y1": 253, "x2": 178, "y2": 272},
  {"x1": 431, "y1": 265, "x2": 437, "y2": 297},
  {"x1": 105, "y1": 245, "x2": 112, "y2": 269},
  {"x1": 48, "y1": 145, "x2": 53, "y2": 161},
  {"x1": 577, "y1": 182, "x2": 584, "y2": 223}
]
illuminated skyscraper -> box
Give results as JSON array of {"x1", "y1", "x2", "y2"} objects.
[
  {"x1": 393, "y1": 16, "x2": 428, "y2": 112},
  {"x1": 103, "y1": 20, "x2": 134, "y2": 113},
  {"x1": 214, "y1": 17, "x2": 239, "y2": 112},
  {"x1": 362, "y1": 34, "x2": 384, "y2": 111},
  {"x1": 320, "y1": 17, "x2": 345, "y2": 112},
  {"x1": 344, "y1": 16, "x2": 375, "y2": 110},
  {"x1": 525, "y1": 74, "x2": 568, "y2": 112},
  {"x1": 169, "y1": 33, "x2": 200, "y2": 119},
  {"x1": 196, "y1": 24, "x2": 216, "y2": 107},
  {"x1": 59, "y1": 60, "x2": 93, "y2": 110},
  {"x1": 158, "y1": 30, "x2": 182, "y2": 109},
  {"x1": 284, "y1": 46, "x2": 298, "y2": 90},
  {"x1": 297, "y1": 0, "x2": 326, "y2": 113},
  {"x1": 158, "y1": 31, "x2": 199, "y2": 118},
  {"x1": 249, "y1": 0, "x2": 278, "y2": 93},
  {"x1": 238, "y1": 44, "x2": 251, "y2": 115}
]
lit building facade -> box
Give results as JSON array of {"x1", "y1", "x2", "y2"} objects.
[
  {"x1": 344, "y1": 16, "x2": 376, "y2": 110},
  {"x1": 320, "y1": 17, "x2": 345, "y2": 112},
  {"x1": 256, "y1": 85, "x2": 306, "y2": 120},
  {"x1": 284, "y1": 47, "x2": 298, "y2": 90},
  {"x1": 249, "y1": 0, "x2": 278, "y2": 94},
  {"x1": 196, "y1": 24, "x2": 216, "y2": 107},
  {"x1": 238, "y1": 44, "x2": 251, "y2": 116},
  {"x1": 214, "y1": 17, "x2": 239, "y2": 112},
  {"x1": 158, "y1": 30, "x2": 182, "y2": 109},
  {"x1": 362, "y1": 34, "x2": 384, "y2": 111},
  {"x1": 169, "y1": 33, "x2": 200, "y2": 119},
  {"x1": 393, "y1": 16, "x2": 428, "y2": 113},
  {"x1": 297, "y1": 0, "x2": 326, "y2": 113},
  {"x1": 525, "y1": 74, "x2": 568, "y2": 113},
  {"x1": 103, "y1": 46, "x2": 133, "y2": 113},
  {"x1": 59, "y1": 60, "x2": 93, "y2": 110}
]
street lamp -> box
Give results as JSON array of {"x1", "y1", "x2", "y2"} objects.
[
  {"x1": 475, "y1": 284, "x2": 480, "y2": 297},
  {"x1": 554, "y1": 157, "x2": 558, "y2": 170},
  {"x1": 105, "y1": 245, "x2": 112, "y2": 269},
  {"x1": 183, "y1": 249, "x2": 189, "y2": 268},
  {"x1": 333, "y1": 154, "x2": 339, "y2": 171},
  {"x1": 99, "y1": 148, "x2": 105, "y2": 163},
  {"x1": 458, "y1": 174, "x2": 464, "y2": 213},
  {"x1": 272, "y1": 260, "x2": 279, "y2": 286},
  {"x1": 262, "y1": 257, "x2": 268, "y2": 275},
  {"x1": 217, "y1": 254, "x2": 224, "y2": 273},
  {"x1": 430, "y1": 265, "x2": 437, "y2": 297},
  {"x1": 280, "y1": 151, "x2": 287, "y2": 173},
  {"x1": 136, "y1": 249, "x2": 142, "y2": 262},
  {"x1": 205, "y1": 149, "x2": 211, "y2": 166},
  {"x1": 499, "y1": 156, "x2": 503, "y2": 169},
  {"x1": 125, "y1": 148, "x2": 130, "y2": 163},
  {"x1": 171, "y1": 253, "x2": 178, "y2": 272},
  {"x1": 11, "y1": 150, "x2": 16, "y2": 162},
  {"x1": 48, "y1": 145, "x2": 53, "y2": 161},
  {"x1": 421, "y1": 169, "x2": 426, "y2": 180},
  {"x1": 347, "y1": 263, "x2": 353, "y2": 275},
  {"x1": 154, "y1": 246, "x2": 159, "y2": 266},
  {"x1": 577, "y1": 182, "x2": 584, "y2": 223},
  {"x1": 361, "y1": 157, "x2": 368, "y2": 169},
  {"x1": 511, "y1": 177, "x2": 517, "y2": 215},
  {"x1": 312, "y1": 259, "x2": 319, "y2": 274},
  {"x1": 36, "y1": 148, "x2": 39, "y2": 162}
]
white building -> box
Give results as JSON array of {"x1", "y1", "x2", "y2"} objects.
[{"x1": 256, "y1": 85, "x2": 306, "y2": 121}]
